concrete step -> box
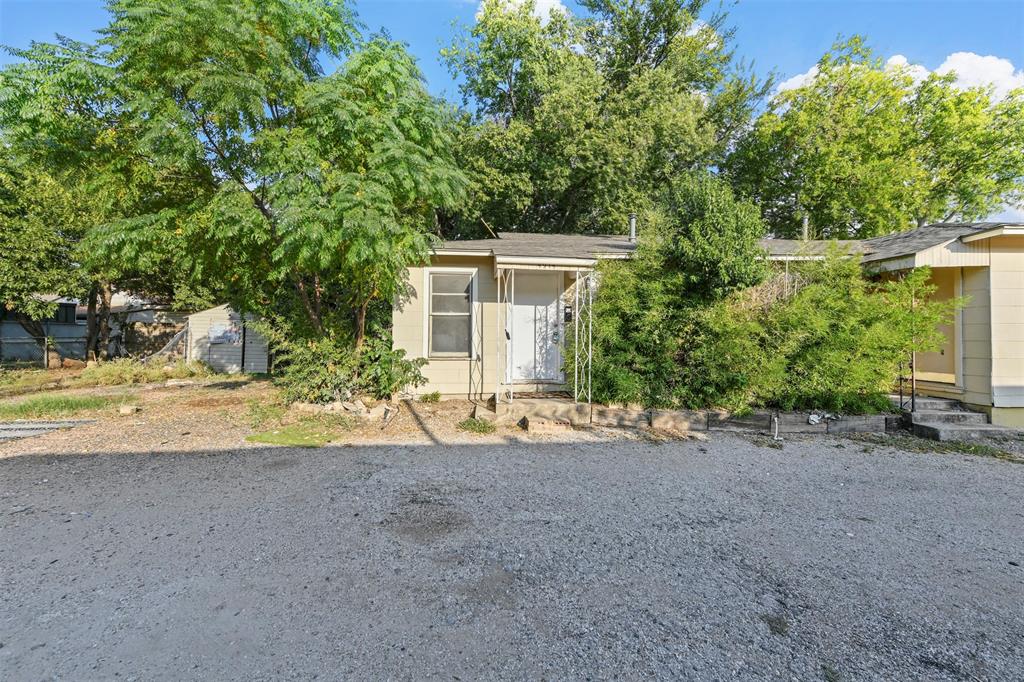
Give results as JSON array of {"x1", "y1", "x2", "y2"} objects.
[
  {"x1": 909, "y1": 410, "x2": 988, "y2": 425},
  {"x1": 888, "y1": 395, "x2": 962, "y2": 411},
  {"x1": 911, "y1": 422, "x2": 1012, "y2": 442}
]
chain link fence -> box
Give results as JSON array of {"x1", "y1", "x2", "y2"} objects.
[{"x1": 0, "y1": 337, "x2": 88, "y2": 369}]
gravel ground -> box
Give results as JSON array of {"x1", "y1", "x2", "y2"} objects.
[{"x1": 2, "y1": 433, "x2": 1022, "y2": 680}]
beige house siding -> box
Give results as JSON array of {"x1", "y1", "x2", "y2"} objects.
[
  {"x1": 393, "y1": 258, "x2": 582, "y2": 398},
  {"x1": 989, "y1": 236, "x2": 1024, "y2": 411},
  {"x1": 394, "y1": 256, "x2": 497, "y2": 398},
  {"x1": 187, "y1": 305, "x2": 269, "y2": 374},
  {"x1": 960, "y1": 266, "x2": 992, "y2": 407},
  {"x1": 916, "y1": 268, "x2": 957, "y2": 383}
]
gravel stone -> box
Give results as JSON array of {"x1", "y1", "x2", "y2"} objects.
[{"x1": 1, "y1": 433, "x2": 1022, "y2": 679}]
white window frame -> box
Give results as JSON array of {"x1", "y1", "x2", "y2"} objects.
[{"x1": 423, "y1": 267, "x2": 478, "y2": 359}]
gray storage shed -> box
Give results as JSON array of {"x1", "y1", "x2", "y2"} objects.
[{"x1": 186, "y1": 305, "x2": 269, "y2": 374}]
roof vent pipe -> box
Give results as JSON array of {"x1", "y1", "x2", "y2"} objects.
[{"x1": 628, "y1": 213, "x2": 637, "y2": 243}]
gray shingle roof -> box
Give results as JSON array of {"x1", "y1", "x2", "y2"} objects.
[
  {"x1": 439, "y1": 232, "x2": 636, "y2": 259},
  {"x1": 859, "y1": 222, "x2": 1008, "y2": 263},
  {"x1": 860, "y1": 222, "x2": 1024, "y2": 261}
]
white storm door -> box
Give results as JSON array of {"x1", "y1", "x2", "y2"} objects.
[{"x1": 510, "y1": 271, "x2": 562, "y2": 382}]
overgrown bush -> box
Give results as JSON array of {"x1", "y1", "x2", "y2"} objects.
[
  {"x1": 578, "y1": 172, "x2": 959, "y2": 414},
  {"x1": 570, "y1": 172, "x2": 768, "y2": 407},
  {"x1": 269, "y1": 329, "x2": 426, "y2": 405},
  {"x1": 586, "y1": 241, "x2": 959, "y2": 413}
]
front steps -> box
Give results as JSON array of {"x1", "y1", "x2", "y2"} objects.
[{"x1": 890, "y1": 395, "x2": 1015, "y2": 442}]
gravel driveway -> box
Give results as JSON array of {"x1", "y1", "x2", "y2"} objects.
[{"x1": 2, "y1": 435, "x2": 1022, "y2": 680}]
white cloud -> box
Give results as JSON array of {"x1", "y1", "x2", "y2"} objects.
[
  {"x1": 776, "y1": 65, "x2": 817, "y2": 93},
  {"x1": 935, "y1": 52, "x2": 1024, "y2": 100},
  {"x1": 885, "y1": 54, "x2": 930, "y2": 85},
  {"x1": 476, "y1": 0, "x2": 568, "y2": 23},
  {"x1": 777, "y1": 52, "x2": 1024, "y2": 100}
]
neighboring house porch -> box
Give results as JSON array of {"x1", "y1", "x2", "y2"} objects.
[{"x1": 860, "y1": 222, "x2": 1024, "y2": 427}]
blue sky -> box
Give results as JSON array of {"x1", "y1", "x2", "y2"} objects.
[
  {"x1": 2, "y1": 0, "x2": 1021, "y2": 101},
  {"x1": 2, "y1": 0, "x2": 1022, "y2": 218}
]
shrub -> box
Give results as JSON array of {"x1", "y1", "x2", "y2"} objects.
[
  {"x1": 582, "y1": 198, "x2": 960, "y2": 414},
  {"x1": 272, "y1": 335, "x2": 360, "y2": 405},
  {"x1": 357, "y1": 334, "x2": 428, "y2": 399},
  {"x1": 457, "y1": 417, "x2": 495, "y2": 434},
  {"x1": 270, "y1": 329, "x2": 426, "y2": 405}
]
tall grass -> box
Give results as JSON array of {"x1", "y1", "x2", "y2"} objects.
[
  {"x1": 0, "y1": 394, "x2": 128, "y2": 419},
  {"x1": 78, "y1": 359, "x2": 212, "y2": 386}
]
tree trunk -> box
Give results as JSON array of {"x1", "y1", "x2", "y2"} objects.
[
  {"x1": 85, "y1": 284, "x2": 99, "y2": 360},
  {"x1": 13, "y1": 315, "x2": 45, "y2": 341},
  {"x1": 97, "y1": 282, "x2": 113, "y2": 360},
  {"x1": 354, "y1": 299, "x2": 369, "y2": 351}
]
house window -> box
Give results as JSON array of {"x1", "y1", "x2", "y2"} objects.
[
  {"x1": 429, "y1": 272, "x2": 473, "y2": 357},
  {"x1": 53, "y1": 303, "x2": 77, "y2": 325}
]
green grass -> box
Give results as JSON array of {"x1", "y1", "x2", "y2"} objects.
[
  {"x1": 0, "y1": 394, "x2": 128, "y2": 419},
  {"x1": 246, "y1": 397, "x2": 287, "y2": 428},
  {"x1": 246, "y1": 415, "x2": 353, "y2": 448},
  {"x1": 457, "y1": 417, "x2": 496, "y2": 434},
  {"x1": 419, "y1": 391, "x2": 441, "y2": 403}
]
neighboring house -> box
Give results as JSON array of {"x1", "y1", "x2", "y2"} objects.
[
  {"x1": 0, "y1": 297, "x2": 87, "y2": 363},
  {"x1": 398, "y1": 222, "x2": 1024, "y2": 427},
  {"x1": 860, "y1": 222, "x2": 1024, "y2": 428},
  {"x1": 185, "y1": 304, "x2": 269, "y2": 374},
  {"x1": 391, "y1": 232, "x2": 635, "y2": 403}
]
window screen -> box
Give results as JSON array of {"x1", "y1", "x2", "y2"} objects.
[{"x1": 429, "y1": 273, "x2": 472, "y2": 356}]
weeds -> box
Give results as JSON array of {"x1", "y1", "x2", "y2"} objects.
[
  {"x1": 419, "y1": 391, "x2": 441, "y2": 404},
  {"x1": 79, "y1": 358, "x2": 212, "y2": 386},
  {"x1": 848, "y1": 433, "x2": 1023, "y2": 464},
  {"x1": 246, "y1": 397, "x2": 287, "y2": 429},
  {"x1": 0, "y1": 394, "x2": 130, "y2": 419},
  {"x1": 457, "y1": 417, "x2": 496, "y2": 434},
  {"x1": 246, "y1": 414, "x2": 353, "y2": 448}
]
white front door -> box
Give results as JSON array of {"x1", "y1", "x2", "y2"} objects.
[{"x1": 510, "y1": 271, "x2": 562, "y2": 382}]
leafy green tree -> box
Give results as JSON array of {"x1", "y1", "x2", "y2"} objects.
[
  {"x1": 727, "y1": 37, "x2": 1024, "y2": 238},
  {"x1": 89, "y1": 0, "x2": 466, "y2": 348},
  {"x1": 0, "y1": 36, "x2": 210, "y2": 356},
  {"x1": 573, "y1": 173, "x2": 768, "y2": 406},
  {"x1": 443, "y1": 0, "x2": 769, "y2": 236},
  {"x1": 0, "y1": 151, "x2": 88, "y2": 339}
]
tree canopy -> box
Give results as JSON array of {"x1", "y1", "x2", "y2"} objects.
[
  {"x1": 442, "y1": 0, "x2": 770, "y2": 237},
  {"x1": 726, "y1": 37, "x2": 1024, "y2": 239}
]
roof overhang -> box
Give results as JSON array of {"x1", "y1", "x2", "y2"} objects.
[
  {"x1": 433, "y1": 248, "x2": 493, "y2": 257},
  {"x1": 960, "y1": 225, "x2": 1024, "y2": 243}
]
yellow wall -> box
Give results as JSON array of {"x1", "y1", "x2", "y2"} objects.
[
  {"x1": 916, "y1": 268, "x2": 957, "y2": 383},
  {"x1": 393, "y1": 255, "x2": 497, "y2": 398},
  {"x1": 988, "y1": 235, "x2": 1024, "y2": 417},
  {"x1": 960, "y1": 266, "x2": 992, "y2": 407}
]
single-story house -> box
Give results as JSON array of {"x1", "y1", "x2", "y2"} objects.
[
  {"x1": 391, "y1": 232, "x2": 635, "y2": 404},
  {"x1": 859, "y1": 222, "x2": 1024, "y2": 428},
  {"x1": 396, "y1": 221, "x2": 1024, "y2": 427}
]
